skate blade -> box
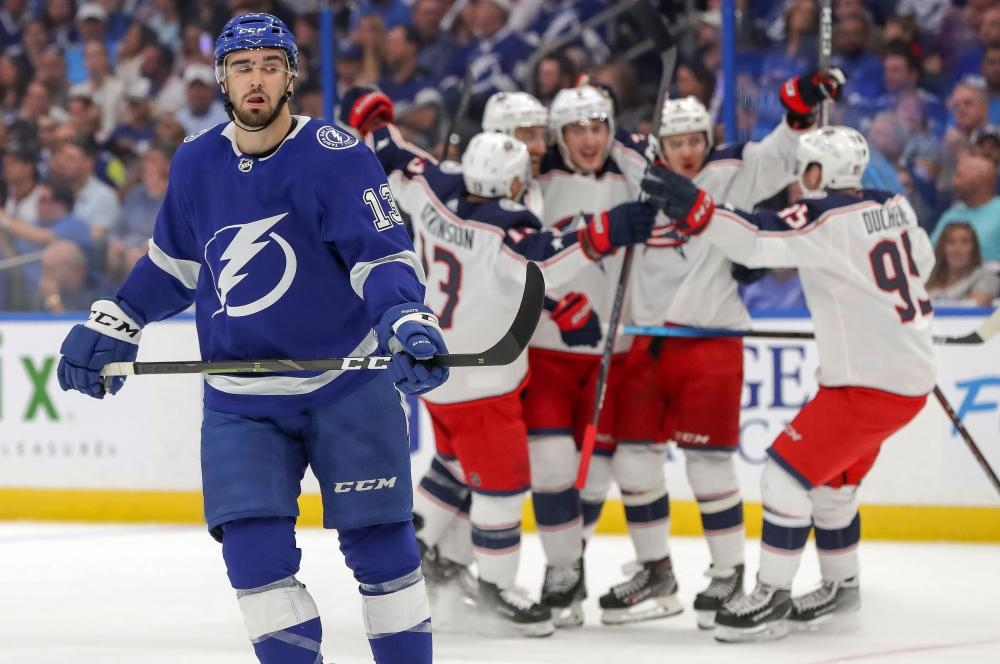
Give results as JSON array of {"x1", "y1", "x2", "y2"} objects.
[
  {"x1": 788, "y1": 604, "x2": 862, "y2": 632},
  {"x1": 600, "y1": 595, "x2": 684, "y2": 625},
  {"x1": 474, "y1": 612, "x2": 556, "y2": 638},
  {"x1": 714, "y1": 619, "x2": 790, "y2": 643},
  {"x1": 551, "y1": 602, "x2": 584, "y2": 629},
  {"x1": 696, "y1": 609, "x2": 716, "y2": 630}
]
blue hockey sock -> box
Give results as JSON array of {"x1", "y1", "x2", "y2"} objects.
[
  {"x1": 339, "y1": 521, "x2": 432, "y2": 664},
  {"x1": 221, "y1": 517, "x2": 324, "y2": 664}
]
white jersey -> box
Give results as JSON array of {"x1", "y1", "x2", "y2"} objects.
[
  {"x1": 368, "y1": 125, "x2": 595, "y2": 403},
  {"x1": 629, "y1": 120, "x2": 802, "y2": 328},
  {"x1": 533, "y1": 132, "x2": 649, "y2": 355},
  {"x1": 704, "y1": 190, "x2": 936, "y2": 396}
]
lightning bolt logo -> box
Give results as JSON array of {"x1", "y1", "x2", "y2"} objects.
[{"x1": 208, "y1": 213, "x2": 297, "y2": 317}]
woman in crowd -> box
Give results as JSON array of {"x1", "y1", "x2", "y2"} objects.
[{"x1": 925, "y1": 222, "x2": 1000, "y2": 306}]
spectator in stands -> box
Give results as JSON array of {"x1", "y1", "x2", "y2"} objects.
[
  {"x1": 0, "y1": 54, "x2": 29, "y2": 125},
  {"x1": 379, "y1": 24, "x2": 442, "y2": 148},
  {"x1": 981, "y1": 45, "x2": 1000, "y2": 123},
  {"x1": 76, "y1": 39, "x2": 124, "y2": 142},
  {"x1": 108, "y1": 77, "x2": 157, "y2": 162},
  {"x1": 49, "y1": 137, "x2": 120, "y2": 241},
  {"x1": 674, "y1": 59, "x2": 717, "y2": 120},
  {"x1": 144, "y1": 0, "x2": 182, "y2": 51},
  {"x1": 925, "y1": 222, "x2": 999, "y2": 306},
  {"x1": 0, "y1": 181, "x2": 92, "y2": 298},
  {"x1": 452, "y1": 0, "x2": 534, "y2": 97},
  {"x1": 7, "y1": 80, "x2": 61, "y2": 146},
  {"x1": 152, "y1": 112, "x2": 186, "y2": 154},
  {"x1": 897, "y1": 165, "x2": 938, "y2": 232},
  {"x1": 351, "y1": 0, "x2": 411, "y2": 33},
  {"x1": 35, "y1": 46, "x2": 71, "y2": 109},
  {"x1": 832, "y1": 11, "x2": 884, "y2": 102},
  {"x1": 0, "y1": 0, "x2": 31, "y2": 48},
  {"x1": 139, "y1": 42, "x2": 185, "y2": 116},
  {"x1": 939, "y1": 81, "x2": 991, "y2": 199},
  {"x1": 411, "y1": 0, "x2": 457, "y2": 81},
  {"x1": 951, "y1": 5, "x2": 1000, "y2": 90},
  {"x1": 882, "y1": 41, "x2": 947, "y2": 135},
  {"x1": 2, "y1": 141, "x2": 41, "y2": 228},
  {"x1": 532, "y1": 52, "x2": 577, "y2": 107},
  {"x1": 931, "y1": 152, "x2": 1000, "y2": 262},
  {"x1": 335, "y1": 40, "x2": 365, "y2": 100},
  {"x1": 114, "y1": 21, "x2": 158, "y2": 89},
  {"x1": 10, "y1": 19, "x2": 51, "y2": 78},
  {"x1": 65, "y1": 3, "x2": 117, "y2": 86},
  {"x1": 34, "y1": 239, "x2": 111, "y2": 313},
  {"x1": 175, "y1": 63, "x2": 228, "y2": 135},
  {"x1": 352, "y1": 12, "x2": 387, "y2": 87},
  {"x1": 43, "y1": 0, "x2": 77, "y2": 53},
  {"x1": 971, "y1": 124, "x2": 1000, "y2": 170},
  {"x1": 106, "y1": 146, "x2": 168, "y2": 282}
]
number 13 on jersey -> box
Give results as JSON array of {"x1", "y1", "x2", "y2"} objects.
[{"x1": 364, "y1": 184, "x2": 404, "y2": 231}]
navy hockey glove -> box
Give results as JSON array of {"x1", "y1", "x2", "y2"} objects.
[
  {"x1": 58, "y1": 298, "x2": 143, "y2": 398},
  {"x1": 580, "y1": 202, "x2": 657, "y2": 259},
  {"x1": 640, "y1": 166, "x2": 715, "y2": 236},
  {"x1": 376, "y1": 303, "x2": 450, "y2": 396},
  {"x1": 780, "y1": 67, "x2": 846, "y2": 128},
  {"x1": 339, "y1": 86, "x2": 394, "y2": 136},
  {"x1": 547, "y1": 293, "x2": 601, "y2": 347}
]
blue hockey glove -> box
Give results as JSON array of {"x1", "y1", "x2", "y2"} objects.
[
  {"x1": 376, "y1": 303, "x2": 450, "y2": 395},
  {"x1": 547, "y1": 293, "x2": 601, "y2": 347},
  {"x1": 641, "y1": 166, "x2": 715, "y2": 236},
  {"x1": 580, "y1": 201, "x2": 657, "y2": 259},
  {"x1": 58, "y1": 298, "x2": 144, "y2": 399}
]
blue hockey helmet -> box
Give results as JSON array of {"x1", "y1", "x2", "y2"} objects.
[{"x1": 214, "y1": 13, "x2": 298, "y2": 83}]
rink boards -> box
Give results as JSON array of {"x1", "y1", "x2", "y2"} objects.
[{"x1": 0, "y1": 310, "x2": 997, "y2": 541}]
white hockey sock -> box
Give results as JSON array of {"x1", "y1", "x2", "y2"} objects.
[
  {"x1": 758, "y1": 459, "x2": 812, "y2": 589},
  {"x1": 613, "y1": 443, "x2": 670, "y2": 562},
  {"x1": 471, "y1": 492, "x2": 526, "y2": 589},
  {"x1": 530, "y1": 434, "x2": 585, "y2": 566},
  {"x1": 414, "y1": 455, "x2": 468, "y2": 547},
  {"x1": 685, "y1": 450, "x2": 745, "y2": 570},
  {"x1": 811, "y1": 485, "x2": 861, "y2": 582}
]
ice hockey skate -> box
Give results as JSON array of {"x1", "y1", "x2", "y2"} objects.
[
  {"x1": 788, "y1": 576, "x2": 860, "y2": 629},
  {"x1": 540, "y1": 557, "x2": 587, "y2": 628},
  {"x1": 714, "y1": 582, "x2": 792, "y2": 642},
  {"x1": 476, "y1": 580, "x2": 556, "y2": 637},
  {"x1": 693, "y1": 563, "x2": 744, "y2": 629},
  {"x1": 598, "y1": 556, "x2": 683, "y2": 624}
]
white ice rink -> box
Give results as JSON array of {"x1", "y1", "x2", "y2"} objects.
[{"x1": 1, "y1": 522, "x2": 998, "y2": 664}]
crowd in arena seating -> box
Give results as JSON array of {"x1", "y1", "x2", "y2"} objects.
[{"x1": 1, "y1": 0, "x2": 998, "y2": 313}]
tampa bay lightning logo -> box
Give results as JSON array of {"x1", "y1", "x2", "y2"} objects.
[
  {"x1": 205, "y1": 213, "x2": 297, "y2": 317},
  {"x1": 317, "y1": 125, "x2": 358, "y2": 150}
]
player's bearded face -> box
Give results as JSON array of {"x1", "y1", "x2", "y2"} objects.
[{"x1": 224, "y1": 49, "x2": 293, "y2": 127}]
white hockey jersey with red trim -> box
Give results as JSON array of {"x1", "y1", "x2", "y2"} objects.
[
  {"x1": 704, "y1": 190, "x2": 936, "y2": 396},
  {"x1": 532, "y1": 132, "x2": 649, "y2": 355},
  {"x1": 368, "y1": 125, "x2": 595, "y2": 403},
  {"x1": 629, "y1": 119, "x2": 803, "y2": 328}
]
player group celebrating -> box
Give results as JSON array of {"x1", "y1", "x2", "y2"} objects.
[{"x1": 55, "y1": 11, "x2": 939, "y2": 664}]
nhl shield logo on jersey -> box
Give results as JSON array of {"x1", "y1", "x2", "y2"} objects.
[
  {"x1": 238, "y1": 157, "x2": 253, "y2": 173},
  {"x1": 205, "y1": 212, "x2": 298, "y2": 318},
  {"x1": 317, "y1": 125, "x2": 358, "y2": 151}
]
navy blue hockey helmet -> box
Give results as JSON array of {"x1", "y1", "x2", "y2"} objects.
[{"x1": 214, "y1": 13, "x2": 298, "y2": 82}]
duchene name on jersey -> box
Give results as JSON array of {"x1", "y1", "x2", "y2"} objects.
[
  {"x1": 421, "y1": 204, "x2": 474, "y2": 250},
  {"x1": 862, "y1": 205, "x2": 910, "y2": 235}
]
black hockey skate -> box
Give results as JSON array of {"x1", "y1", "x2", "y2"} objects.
[
  {"x1": 418, "y1": 539, "x2": 476, "y2": 603},
  {"x1": 694, "y1": 563, "x2": 745, "y2": 629},
  {"x1": 714, "y1": 582, "x2": 792, "y2": 643},
  {"x1": 788, "y1": 577, "x2": 860, "y2": 629},
  {"x1": 477, "y1": 580, "x2": 555, "y2": 637},
  {"x1": 598, "y1": 556, "x2": 683, "y2": 625},
  {"x1": 540, "y1": 557, "x2": 587, "y2": 628}
]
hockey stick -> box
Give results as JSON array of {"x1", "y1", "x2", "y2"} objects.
[
  {"x1": 621, "y1": 309, "x2": 1000, "y2": 345},
  {"x1": 932, "y1": 385, "x2": 1000, "y2": 496},
  {"x1": 100, "y1": 262, "x2": 544, "y2": 377},
  {"x1": 575, "y1": 0, "x2": 677, "y2": 489},
  {"x1": 439, "y1": 68, "x2": 473, "y2": 162},
  {"x1": 819, "y1": 0, "x2": 833, "y2": 126}
]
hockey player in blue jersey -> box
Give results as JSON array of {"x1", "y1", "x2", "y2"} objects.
[{"x1": 55, "y1": 13, "x2": 442, "y2": 664}]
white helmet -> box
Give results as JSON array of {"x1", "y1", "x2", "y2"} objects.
[
  {"x1": 549, "y1": 84, "x2": 615, "y2": 172},
  {"x1": 462, "y1": 132, "x2": 530, "y2": 200},
  {"x1": 482, "y1": 91, "x2": 548, "y2": 134},
  {"x1": 796, "y1": 126, "x2": 870, "y2": 191},
  {"x1": 656, "y1": 95, "x2": 713, "y2": 162}
]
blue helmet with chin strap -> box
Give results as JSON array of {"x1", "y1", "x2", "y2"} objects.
[{"x1": 214, "y1": 13, "x2": 298, "y2": 83}]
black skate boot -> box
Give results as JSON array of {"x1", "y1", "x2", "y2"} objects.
[
  {"x1": 477, "y1": 580, "x2": 555, "y2": 637},
  {"x1": 540, "y1": 557, "x2": 587, "y2": 628},
  {"x1": 714, "y1": 582, "x2": 792, "y2": 643},
  {"x1": 418, "y1": 539, "x2": 476, "y2": 604},
  {"x1": 598, "y1": 556, "x2": 683, "y2": 625},
  {"x1": 693, "y1": 563, "x2": 745, "y2": 629},
  {"x1": 788, "y1": 576, "x2": 860, "y2": 629}
]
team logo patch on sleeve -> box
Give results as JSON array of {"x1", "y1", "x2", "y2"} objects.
[
  {"x1": 317, "y1": 125, "x2": 359, "y2": 150},
  {"x1": 183, "y1": 127, "x2": 212, "y2": 143}
]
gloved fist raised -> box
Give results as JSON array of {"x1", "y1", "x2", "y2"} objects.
[
  {"x1": 58, "y1": 298, "x2": 144, "y2": 398},
  {"x1": 339, "y1": 86, "x2": 394, "y2": 136},
  {"x1": 547, "y1": 293, "x2": 601, "y2": 347},
  {"x1": 780, "y1": 67, "x2": 847, "y2": 119},
  {"x1": 376, "y1": 303, "x2": 449, "y2": 395},
  {"x1": 640, "y1": 165, "x2": 715, "y2": 236},
  {"x1": 580, "y1": 202, "x2": 657, "y2": 259}
]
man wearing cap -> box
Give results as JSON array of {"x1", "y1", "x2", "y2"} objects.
[
  {"x1": 65, "y1": 2, "x2": 118, "y2": 85},
  {"x1": 379, "y1": 25, "x2": 443, "y2": 148},
  {"x1": 176, "y1": 63, "x2": 229, "y2": 135},
  {"x1": 443, "y1": 0, "x2": 534, "y2": 99},
  {"x1": 108, "y1": 77, "x2": 157, "y2": 159}
]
